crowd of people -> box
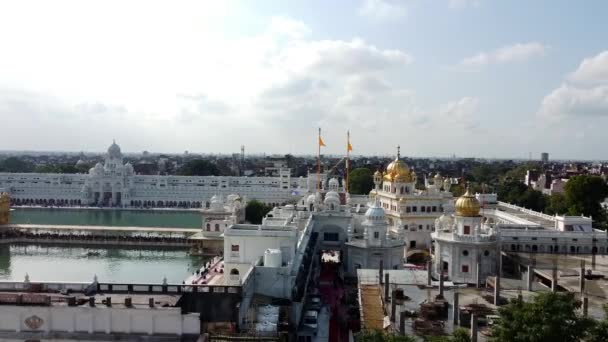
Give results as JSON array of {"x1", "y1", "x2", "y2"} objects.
[
  {"x1": 0, "y1": 229, "x2": 190, "y2": 245},
  {"x1": 10, "y1": 198, "x2": 204, "y2": 209}
]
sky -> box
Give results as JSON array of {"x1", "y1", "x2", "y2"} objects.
[{"x1": 1, "y1": 0, "x2": 607, "y2": 159}]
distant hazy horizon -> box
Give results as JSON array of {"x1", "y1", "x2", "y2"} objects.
[
  {"x1": 0, "y1": 147, "x2": 604, "y2": 163},
  {"x1": 1, "y1": 1, "x2": 607, "y2": 159}
]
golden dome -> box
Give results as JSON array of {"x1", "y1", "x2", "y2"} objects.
[
  {"x1": 455, "y1": 189, "x2": 481, "y2": 217},
  {"x1": 383, "y1": 158, "x2": 414, "y2": 183}
]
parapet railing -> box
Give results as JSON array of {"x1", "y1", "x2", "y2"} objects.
[
  {"x1": 497, "y1": 201, "x2": 556, "y2": 222},
  {"x1": 434, "y1": 232, "x2": 497, "y2": 242},
  {"x1": 0, "y1": 280, "x2": 242, "y2": 295},
  {"x1": 97, "y1": 282, "x2": 242, "y2": 295}
]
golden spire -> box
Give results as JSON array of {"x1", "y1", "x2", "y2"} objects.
[{"x1": 455, "y1": 187, "x2": 481, "y2": 217}]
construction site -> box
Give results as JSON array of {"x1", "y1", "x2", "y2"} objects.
[{"x1": 356, "y1": 252, "x2": 608, "y2": 341}]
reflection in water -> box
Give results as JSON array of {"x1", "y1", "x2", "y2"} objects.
[
  {"x1": 11, "y1": 208, "x2": 202, "y2": 228},
  {"x1": 0, "y1": 245, "x2": 10, "y2": 276},
  {"x1": 0, "y1": 244, "x2": 206, "y2": 283}
]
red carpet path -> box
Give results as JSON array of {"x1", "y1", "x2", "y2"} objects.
[{"x1": 318, "y1": 262, "x2": 348, "y2": 342}]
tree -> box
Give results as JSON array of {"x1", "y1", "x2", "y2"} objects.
[
  {"x1": 545, "y1": 192, "x2": 569, "y2": 215},
  {"x1": 349, "y1": 168, "x2": 374, "y2": 195},
  {"x1": 245, "y1": 200, "x2": 271, "y2": 224},
  {"x1": 588, "y1": 305, "x2": 608, "y2": 342},
  {"x1": 0, "y1": 157, "x2": 35, "y2": 172},
  {"x1": 564, "y1": 175, "x2": 608, "y2": 221},
  {"x1": 356, "y1": 330, "x2": 416, "y2": 342},
  {"x1": 178, "y1": 159, "x2": 220, "y2": 176},
  {"x1": 503, "y1": 162, "x2": 541, "y2": 182},
  {"x1": 450, "y1": 184, "x2": 465, "y2": 197},
  {"x1": 34, "y1": 163, "x2": 82, "y2": 174},
  {"x1": 423, "y1": 328, "x2": 471, "y2": 342},
  {"x1": 491, "y1": 292, "x2": 593, "y2": 342}
]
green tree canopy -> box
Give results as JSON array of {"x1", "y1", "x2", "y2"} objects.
[
  {"x1": 34, "y1": 163, "x2": 87, "y2": 174},
  {"x1": 491, "y1": 292, "x2": 593, "y2": 342},
  {"x1": 564, "y1": 175, "x2": 608, "y2": 221},
  {"x1": 0, "y1": 157, "x2": 35, "y2": 172},
  {"x1": 178, "y1": 159, "x2": 220, "y2": 176},
  {"x1": 588, "y1": 305, "x2": 608, "y2": 342},
  {"x1": 349, "y1": 168, "x2": 374, "y2": 195},
  {"x1": 355, "y1": 330, "x2": 416, "y2": 342},
  {"x1": 545, "y1": 192, "x2": 568, "y2": 215},
  {"x1": 245, "y1": 199, "x2": 272, "y2": 224}
]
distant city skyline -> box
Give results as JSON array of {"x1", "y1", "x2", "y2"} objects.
[
  {"x1": 1, "y1": 1, "x2": 607, "y2": 159},
  {"x1": 2, "y1": 144, "x2": 599, "y2": 163}
]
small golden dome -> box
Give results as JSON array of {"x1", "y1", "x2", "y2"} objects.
[
  {"x1": 383, "y1": 158, "x2": 414, "y2": 183},
  {"x1": 455, "y1": 189, "x2": 481, "y2": 217}
]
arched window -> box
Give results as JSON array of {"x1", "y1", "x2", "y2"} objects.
[
  {"x1": 206, "y1": 223, "x2": 211, "y2": 231},
  {"x1": 462, "y1": 250, "x2": 469, "y2": 256},
  {"x1": 230, "y1": 269, "x2": 239, "y2": 275},
  {"x1": 215, "y1": 224, "x2": 220, "y2": 231}
]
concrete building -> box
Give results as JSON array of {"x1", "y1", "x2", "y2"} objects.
[
  {"x1": 432, "y1": 190, "x2": 608, "y2": 285},
  {"x1": 0, "y1": 141, "x2": 307, "y2": 208},
  {"x1": 541, "y1": 152, "x2": 549, "y2": 163},
  {"x1": 0, "y1": 282, "x2": 201, "y2": 341}
]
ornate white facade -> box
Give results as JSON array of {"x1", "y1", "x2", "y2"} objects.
[
  {"x1": 0, "y1": 141, "x2": 307, "y2": 208},
  {"x1": 432, "y1": 190, "x2": 499, "y2": 284},
  {"x1": 369, "y1": 154, "x2": 453, "y2": 255},
  {"x1": 432, "y1": 191, "x2": 608, "y2": 285},
  {"x1": 345, "y1": 200, "x2": 405, "y2": 273}
]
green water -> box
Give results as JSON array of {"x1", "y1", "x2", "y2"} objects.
[
  {"x1": 10, "y1": 208, "x2": 202, "y2": 228},
  {"x1": 0, "y1": 244, "x2": 206, "y2": 283}
]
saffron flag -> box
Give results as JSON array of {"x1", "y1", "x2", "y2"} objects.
[
  {"x1": 319, "y1": 136, "x2": 326, "y2": 147},
  {"x1": 347, "y1": 141, "x2": 353, "y2": 152}
]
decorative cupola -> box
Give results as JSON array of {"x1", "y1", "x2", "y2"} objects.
[{"x1": 455, "y1": 189, "x2": 481, "y2": 217}]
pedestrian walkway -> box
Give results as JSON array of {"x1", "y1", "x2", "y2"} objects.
[
  {"x1": 184, "y1": 256, "x2": 224, "y2": 284},
  {"x1": 318, "y1": 259, "x2": 347, "y2": 342}
]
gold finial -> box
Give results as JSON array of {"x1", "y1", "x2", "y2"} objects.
[
  {"x1": 455, "y1": 186, "x2": 480, "y2": 217},
  {"x1": 397, "y1": 145, "x2": 401, "y2": 159}
]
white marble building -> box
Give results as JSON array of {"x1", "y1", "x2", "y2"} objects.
[
  {"x1": 345, "y1": 200, "x2": 405, "y2": 273},
  {"x1": 0, "y1": 141, "x2": 307, "y2": 208},
  {"x1": 432, "y1": 190, "x2": 608, "y2": 285},
  {"x1": 432, "y1": 190, "x2": 499, "y2": 284},
  {"x1": 369, "y1": 154, "x2": 453, "y2": 256}
]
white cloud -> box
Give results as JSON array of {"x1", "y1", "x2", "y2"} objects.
[
  {"x1": 439, "y1": 97, "x2": 480, "y2": 127},
  {"x1": 275, "y1": 38, "x2": 413, "y2": 76},
  {"x1": 0, "y1": 4, "x2": 419, "y2": 154},
  {"x1": 539, "y1": 51, "x2": 608, "y2": 119},
  {"x1": 569, "y1": 51, "x2": 608, "y2": 83},
  {"x1": 358, "y1": 0, "x2": 408, "y2": 20},
  {"x1": 461, "y1": 42, "x2": 547, "y2": 69},
  {"x1": 268, "y1": 16, "x2": 311, "y2": 40},
  {"x1": 538, "y1": 84, "x2": 608, "y2": 118}
]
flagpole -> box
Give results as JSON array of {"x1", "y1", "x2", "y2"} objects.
[
  {"x1": 317, "y1": 128, "x2": 321, "y2": 192},
  {"x1": 346, "y1": 130, "x2": 350, "y2": 193}
]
